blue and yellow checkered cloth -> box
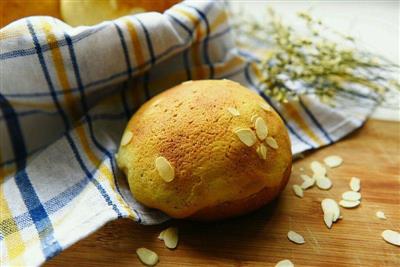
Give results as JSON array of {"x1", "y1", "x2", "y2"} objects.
[{"x1": 0, "y1": 1, "x2": 378, "y2": 266}]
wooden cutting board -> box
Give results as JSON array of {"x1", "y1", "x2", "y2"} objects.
[{"x1": 46, "y1": 119, "x2": 400, "y2": 267}]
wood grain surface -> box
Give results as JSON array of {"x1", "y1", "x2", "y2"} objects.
[{"x1": 45, "y1": 119, "x2": 400, "y2": 267}]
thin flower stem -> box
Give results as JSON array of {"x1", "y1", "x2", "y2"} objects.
[{"x1": 232, "y1": 8, "x2": 400, "y2": 103}]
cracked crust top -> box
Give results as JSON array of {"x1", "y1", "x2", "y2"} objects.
[{"x1": 116, "y1": 80, "x2": 292, "y2": 219}]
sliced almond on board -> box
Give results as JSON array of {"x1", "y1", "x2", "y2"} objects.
[
  {"x1": 312, "y1": 172, "x2": 325, "y2": 180},
  {"x1": 300, "y1": 174, "x2": 312, "y2": 181},
  {"x1": 323, "y1": 155, "x2": 343, "y2": 168},
  {"x1": 227, "y1": 107, "x2": 240, "y2": 116},
  {"x1": 256, "y1": 144, "x2": 267, "y2": 160},
  {"x1": 292, "y1": 185, "x2": 304, "y2": 198},
  {"x1": 266, "y1": 137, "x2": 279, "y2": 149},
  {"x1": 162, "y1": 227, "x2": 179, "y2": 249},
  {"x1": 121, "y1": 131, "x2": 133, "y2": 146},
  {"x1": 376, "y1": 211, "x2": 387, "y2": 220},
  {"x1": 350, "y1": 177, "x2": 361, "y2": 192},
  {"x1": 158, "y1": 230, "x2": 165, "y2": 240},
  {"x1": 234, "y1": 128, "x2": 257, "y2": 147},
  {"x1": 323, "y1": 211, "x2": 334, "y2": 229},
  {"x1": 316, "y1": 177, "x2": 332, "y2": 190},
  {"x1": 339, "y1": 200, "x2": 360, "y2": 208},
  {"x1": 155, "y1": 156, "x2": 175, "y2": 182},
  {"x1": 287, "y1": 231, "x2": 305, "y2": 244},
  {"x1": 310, "y1": 161, "x2": 326, "y2": 176},
  {"x1": 136, "y1": 248, "x2": 159, "y2": 266},
  {"x1": 381, "y1": 230, "x2": 400, "y2": 246},
  {"x1": 321, "y1": 199, "x2": 341, "y2": 222},
  {"x1": 255, "y1": 117, "x2": 268, "y2": 140},
  {"x1": 275, "y1": 259, "x2": 294, "y2": 267},
  {"x1": 342, "y1": 191, "x2": 361, "y2": 201},
  {"x1": 301, "y1": 179, "x2": 315, "y2": 190}
]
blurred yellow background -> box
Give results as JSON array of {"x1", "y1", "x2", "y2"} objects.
[{"x1": 0, "y1": 0, "x2": 180, "y2": 28}]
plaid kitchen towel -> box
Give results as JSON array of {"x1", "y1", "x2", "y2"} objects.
[{"x1": 0, "y1": 0, "x2": 378, "y2": 266}]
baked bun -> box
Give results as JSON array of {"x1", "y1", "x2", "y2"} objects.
[
  {"x1": 116, "y1": 80, "x2": 292, "y2": 220},
  {"x1": 61, "y1": 0, "x2": 180, "y2": 26},
  {"x1": 1, "y1": 0, "x2": 60, "y2": 28}
]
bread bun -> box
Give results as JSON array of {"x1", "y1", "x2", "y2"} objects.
[
  {"x1": 1, "y1": 0, "x2": 60, "y2": 28},
  {"x1": 116, "y1": 80, "x2": 292, "y2": 220},
  {"x1": 61, "y1": 0, "x2": 180, "y2": 26}
]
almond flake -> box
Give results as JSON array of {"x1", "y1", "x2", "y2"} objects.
[
  {"x1": 292, "y1": 185, "x2": 303, "y2": 198},
  {"x1": 339, "y1": 200, "x2": 360, "y2": 208},
  {"x1": 321, "y1": 199, "x2": 340, "y2": 222},
  {"x1": 301, "y1": 178, "x2": 315, "y2": 190},
  {"x1": 323, "y1": 211, "x2": 334, "y2": 229},
  {"x1": 255, "y1": 117, "x2": 268, "y2": 140},
  {"x1": 300, "y1": 174, "x2": 312, "y2": 181},
  {"x1": 300, "y1": 174, "x2": 315, "y2": 189},
  {"x1": 152, "y1": 99, "x2": 162, "y2": 107},
  {"x1": 312, "y1": 172, "x2": 324, "y2": 180},
  {"x1": 310, "y1": 161, "x2": 326, "y2": 176},
  {"x1": 287, "y1": 231, "x2": 305, "y2": 244},
  {"x1": 376, "y1": 211, "x2": 387, "y2": 220},
  {"x1": 121, "y1": 131, "x2": 133, "y2": 146},
  {"x1": 155, "y1": 156, "x2": 174, "y2": 182},
  {"x1": 299, "y1": 167, "x2": 305, "y2": 171},
  {"x1": 266, "y1": 137, "x2": 279, "y2": 149},
  {"x1": 251, "y1": 114, "x2": 258, "y2": 123},
  {"x1": 323, "y1": 155, "x2": 343, "y2": 168},
  {"x1": 259, "y1": 102, "x2": 272, "y2": 112},
  {"x1": 227, "y1": 107, "x2": 240, "y2": 116},
  {"x1": 350, "y1": 177, "x2": 361, "y2": 192},
  {"x1": 342, "y1": 191, "x2": 361, "y2": 201},
  {"x1": 316, "y1": 177, "x2": 332, "y2": 190},
  {"x1": 275, "y1": 259, "x2": 294, "y2": 267},
  {"x1": 234, "y1": 128, "x2": 257, "y2": 147},
  {"x1": 381, "y1": 230, "x2": 400, "y2": 246},
  {"x1": 136, "y1": 248, "x2": 159, "y2": 266},
  {"x1": 158, "y1": 230, "x2": 165, "y2": 240},
  {"x1": 256, "y1": 144, "x2": 267, "y2": 160},
  {"x1": 162, "y1": 227, "x2": 179, "y2": 249}
]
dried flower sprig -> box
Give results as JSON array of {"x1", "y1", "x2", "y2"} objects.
[{"x1": 233, "y1": 8, "x2": 400, "y2": 103}]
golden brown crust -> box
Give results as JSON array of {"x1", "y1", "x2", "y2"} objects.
[
  {"x1": 61, "y1": 0, "x2": 180, "y2": 26},
  {"x1": 1, "y1": 0, "x2": 61, "y2": 28},
  {"x1": 117, "y1": 80, "x2": 292, "y2": 220},
  {"x1": 188, "y1": 162, "x2": 292, "y2": 221}
]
